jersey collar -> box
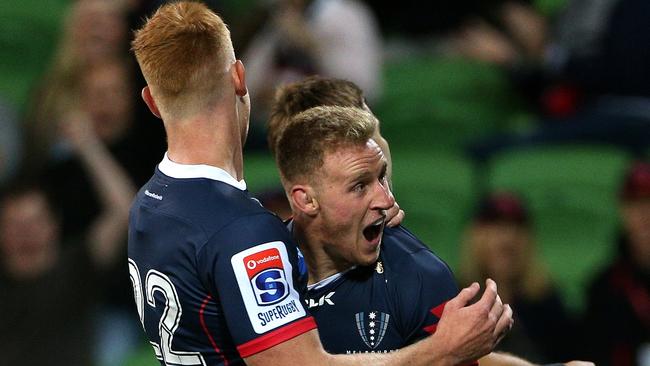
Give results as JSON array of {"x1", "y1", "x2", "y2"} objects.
[
  {"x1": 158, "y1": 153, "x2": 247, "y2": 191},
  {"x1": 307, "y1": 266, "x2": 357, "y2": 291}
]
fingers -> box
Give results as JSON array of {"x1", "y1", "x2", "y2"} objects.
[
  {"x1": 476, "y1": 278, "x2": 498, "y2": 310},
  {"x1": 386, "y1": 208, "x2": 404, "y2": 227},
  {"x1": 493, "y1": 304, "x2": 513, "y2": 344},
  {"x1": 447, "y1": 282, "x2": 480, "y2": 309},
  {"x1": 489, "y1": 294, "x2": 504, "y2": 324}
]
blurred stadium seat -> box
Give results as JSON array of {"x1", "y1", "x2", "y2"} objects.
[
  {"x1": 485, "y1": 144, "x2": 630, "y2": 309},
  {"x1": 374, "y1": 56, "x2": 529, "y2": 151},
  {"x1": 0, "y1": 0, "x2": 67, "y2": 109},
  {"x1": 392, "y1": 149, "x2": 477, "y2": 269},
  {"x1": 243, "y1": 151, "x2": 282, "y2": 194}
]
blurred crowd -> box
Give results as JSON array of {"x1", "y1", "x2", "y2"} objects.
[{"x1": 0, "y1": 0, "x2": 648, "y2": 365}]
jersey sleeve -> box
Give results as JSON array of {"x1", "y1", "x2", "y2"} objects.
[
  {"x1": 196, "y1": 213, "x2": 316, "y2": 358},
  {"x1": 392, "y1": 248, "x2": 459, "y2": 344}
]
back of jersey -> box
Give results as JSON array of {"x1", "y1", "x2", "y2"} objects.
[{"x1": 128, "y1": 161, "x2": 315, "y2": 365}]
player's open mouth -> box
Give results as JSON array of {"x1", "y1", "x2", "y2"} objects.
[{"x1": 363, "y1": 217, "x2": 385, "y2": 243}]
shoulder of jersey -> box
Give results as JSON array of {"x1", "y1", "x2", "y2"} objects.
[
  {"x1": 381, "y1": 226, "x2": 450, "y2": 274},
  {"x1": 140, "y1": 175, "x2": 272, "y2": 230}
]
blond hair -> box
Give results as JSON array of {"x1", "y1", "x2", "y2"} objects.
[
  {"x1": 268, "y1": 76, "x2": 365, "y2": 156},
  {"x1": 277, "y1": 106, "x2": 378, "y2": 184},
  {"x1": 132, "y1": 1, "x2": 234, "y2": 118},
  {"x1": 458, "y1": 222, "x2": 551, "y2": 301}
]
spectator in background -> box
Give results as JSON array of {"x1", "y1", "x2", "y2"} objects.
[
  {"x1": 581, "y1": 162, "x2": 650, "y2": 366},
  {"x1": 243, "y1": 0, "x2": 382, "y2": 148},
  {"x1": 0, "y1": 112, "x2": 135, "y2": 365},
  {"x1": 41, "y1": 58, "x2": 139, "y2": 237},
  {"x1": 464, "y1": 0, "x2": 650, "y2": 161},
  {"x1": 458, "y1": 192, "x2": 577, "y2": 363},
  {"x1": 36, "y1": 59, "x2": 151, "y2": 365},
  {"x1": 24, "y1": 0, "x2": 130, "y2": 170}
]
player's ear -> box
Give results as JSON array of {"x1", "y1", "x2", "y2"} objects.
[
  {"x1": 231, "y1": 60, "x2": 248, "y2": 97},
  {"x1": 289, "y1": 185, "x2": 319, "y2": 216},
  {"x1": 141, "y1": 86, "x2": 162, "y2": 119}
]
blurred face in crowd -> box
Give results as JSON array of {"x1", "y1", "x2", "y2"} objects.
[
  {"x1": 621, "y1": 198, "x2": 650, "y2": 269},
  {"x1": 71, "y1": 0, "x2": 126, "y2": 64},
  {"x1": 310, "y1": 140, "x2": 394, "y2": 268},
  {"x1": 472, "y1": 221, "x2": 530, "y2": 284},
  {"x1": 0, "y1": 191, "x2": 59, "y2": 279},
  {"x1": 80, "y1": 62, "x2": 132, "y2": 142}
]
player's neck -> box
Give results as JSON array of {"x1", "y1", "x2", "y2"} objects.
[
  {"x1": 293, "y1": 221, "x2": 355, "y2": 285},
  {"x1": 165, "y1": 107, "x2": 244, "y2": 180}
]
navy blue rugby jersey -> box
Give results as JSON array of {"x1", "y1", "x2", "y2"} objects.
[
  {"x1": 303, "y1": 225, "x2": 458, "y2": 354},
  {"x1": 128, "y1": 155, "x2": 315, "y2": 366}
]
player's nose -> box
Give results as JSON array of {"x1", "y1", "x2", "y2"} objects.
[{"x1": 371, "y1": 181, "x2": 395, "y2": 211}]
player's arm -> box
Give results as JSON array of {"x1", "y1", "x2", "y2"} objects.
[
  {"x1": 60, "y1": 111, "x2": 136, "y2": 268},
  {"x1": 479, "y1": 353, "x2": 595, "y2": 366},
  {"x1": 206, "y1": 215, "x2": 507, "y2": 365},
  {"x1": 245, "y1": 280, "x2": 512, "y2": 366},
  {"x1": 480, "y1": 352, "x2": 537, "y2": 366}
]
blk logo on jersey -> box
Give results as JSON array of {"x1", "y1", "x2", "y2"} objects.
[
  {"x1": 231, "y1": 241, "x2": 307, "y2": 334},
  {"x1": 243, "y1": 248, "x2": 289, "y2": 306},
  {"x1": 355, "y1": 311, "x2": 390, "y2": 349},
  {"x1": 306, "y1": 291, "x2": 335, "y2": 308}
]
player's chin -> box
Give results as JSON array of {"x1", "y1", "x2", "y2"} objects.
[{"x1": 358, "y1": 240, "x2": 382, "y2": 266}]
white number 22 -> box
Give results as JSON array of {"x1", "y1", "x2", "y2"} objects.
[{"x1": 129, "y1": 259, "x2": 206, "y2": 365}]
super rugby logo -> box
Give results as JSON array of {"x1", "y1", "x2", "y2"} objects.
[
  {"x1": 243, "y1": 248, "x2": 289, "y2": 306},
  {"x1": 232, "y1": 241, "x2": 306, "y2": 334}
]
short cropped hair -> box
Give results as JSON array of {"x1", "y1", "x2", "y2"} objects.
[
  {"x1": 268, "y1": 76, "x2": 365, "y2": 156},
  {"x1": 131, "y1": 1, "x2": 234, "y2": 118},
  {"x1": 277, "y1": 106, "x2": 378, "y2": 184}
]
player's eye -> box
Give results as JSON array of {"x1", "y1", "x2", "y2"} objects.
[{"x1": 352, "y1": 182, "x2": 366, "y2": 193}]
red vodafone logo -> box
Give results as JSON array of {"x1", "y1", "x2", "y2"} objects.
[{"x1": 243, "y1": 248, "x2": 283, "y2": 278}]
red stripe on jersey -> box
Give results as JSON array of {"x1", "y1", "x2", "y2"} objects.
[
  {"x1": 424, "y1": 301, "x2": 477, "y2": 366},
  {"x1": 200, "y1": 295, "x2": 229, "y2": 366},
  {"x1": 422, "y1": 301, "x2": 447, "y2": 333},
  {"x1": 237, "y1": 316, "x2": 317, "y2": 358},
  {"x1": 423, "y1": 324, "x2": 437, "y2": 334},
  {"x1": 430, "y1": 302, "x2": 447, "y2": 318}
]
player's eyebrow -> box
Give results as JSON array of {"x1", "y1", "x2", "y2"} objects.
[{"x1": 347, "y1": 170, "x2": 373, "y2": 185}]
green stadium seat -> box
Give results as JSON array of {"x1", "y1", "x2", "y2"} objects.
[
  {"x1": 243, "y1": 151, "x2": 282, "y2": 194},
  {"x1": 375, "y1": 56, "x2": 529, "y2": 151},
  {"x1": 0, "y1": 0, "x2": 67, "y2": 109},
  {"x1": 485, "y1": 144, "x2": 630, "y2": 309},
  {"x1": 391, "y1": 150, "x2": 477, "y2": 269}
]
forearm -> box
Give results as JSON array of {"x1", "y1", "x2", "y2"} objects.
[
  {"x1": 479, "y1": 352, "x2": 536, "y2": 366},
  {"x1": 77, "y1": 140, "x2": 135, "y2": 214},
  {"x1": 327, "y1": 336, "x2": 454, "y2": 366},
  {"x1": 246, "y1": 329, "x2": 453, "y2": 366},
  {"x1": 74, "y1": 133, "x2": 135, "y2": 267}
]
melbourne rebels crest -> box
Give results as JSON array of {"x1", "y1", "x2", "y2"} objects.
[{"x1": 355, "y1": 311, "x2": 390, "y2": 349}]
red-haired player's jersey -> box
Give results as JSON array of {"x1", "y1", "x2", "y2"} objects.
[
  {"x1": 128, "y1": 155, "x2": 315, "y2": 365},
  {"x1": 302, "y1": 225, "x2": 458, "y2": 354}
]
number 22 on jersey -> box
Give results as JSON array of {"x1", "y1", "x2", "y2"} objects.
[{"x1": 129, "y1": 258, "x2": 206, "y2": 365}]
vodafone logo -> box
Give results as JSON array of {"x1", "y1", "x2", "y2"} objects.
[{"x1": 246, "y1": 255, "x2": 281, "y2": 270}]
